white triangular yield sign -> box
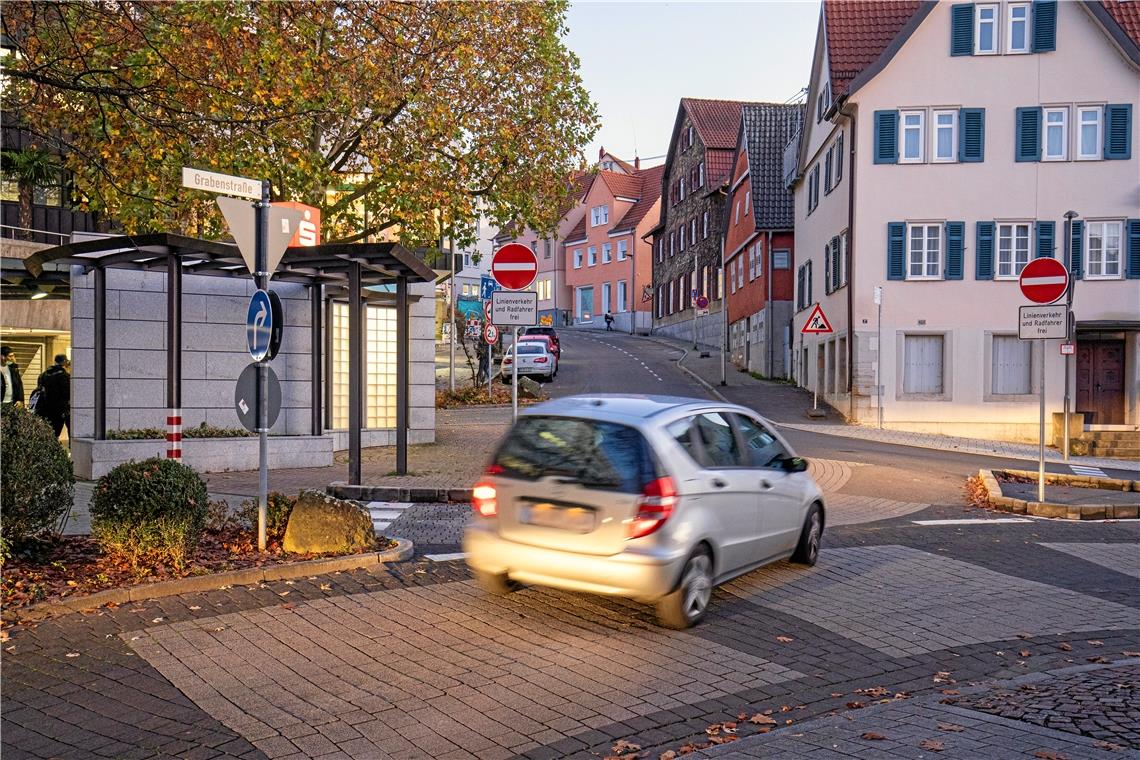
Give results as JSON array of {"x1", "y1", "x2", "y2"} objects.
[
  {"x1": 216, "y1": 197, "x2": 302, "y2": 277},
  {"x1": 801, "y1": 304, "x2": 834, "y2": 334}
]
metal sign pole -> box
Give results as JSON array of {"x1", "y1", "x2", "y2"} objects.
[
  {"x1": 449, "y1": 236, "x2": 456, "y2": 393},
  {"x1": 1062, "y1": 211, "x2": 1078, "y2": 462},
  {"x1": 1038, "y1": 338, "x2": 1046, "y2": 503},
  {"x1": 876, "y1": 287, "x2": 883, "y2": 429},
  {"x1": 511, "y1": 326, "x2": 519, "y2": 421},
  {"x1": 256, "y1": 181, "x2": 270, "y2": 552}
]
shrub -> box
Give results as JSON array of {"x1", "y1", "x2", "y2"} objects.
[
  {"x1": 107, "y1": 423, "x2": 253, "y2": 440},
  {"x1": 236, "y1": 492, "x2": 296, "y2": 543},
  {"x1": 0, "y1": 405, "x2": 74, "y2": 542},
  {"x1": 90, "y1": 458, "x2": 209, "y2": 571}
]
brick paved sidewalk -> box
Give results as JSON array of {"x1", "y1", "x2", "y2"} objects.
[{"x1": 648, "y1": 333, "x2": 1139, "y2": 473}]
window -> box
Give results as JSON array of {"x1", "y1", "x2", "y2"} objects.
[
  {"x1": 736, "y1": 256, "x2": 744, "y2": 290},
  {"x1": 901, "y1": 110, "x2": 925, "y2": 162},
  {"x1": 745, "y1": 190, "x2": 751, "y2": 214},
  {"x1": 600, "y1": 160, "x2": 614, "y2": 171},
  {"x1": 687, "y1": 125, "x2": 694, "y2": 149},
  {"x1": 933, "y1": 110, "x2": 958, "y2": 162},
  {"x1": 694, "y1": 413, "x2": 743, "y2": 468},
  {"x1": 735, "y1": 201, "x2": 741, "y2": 225},
  {"x1": 1086, "y1": 221, "x2": 1123, "y2": 279},
  {"x1": 617, "y1": 240, "x2": 628, "y2": 261},
  {"x1": 702, "y1": 211, "x2": 709, "y2": 239},
  {"x1": 907, "y1": 223, "x2": 942, "y2": 280},
  {"x1": 669, "y1": 232, "x2": 675, "y2": 257},
  {"x1": 602, "y1": 282, "x2": 612, "y2": 313},
  {"x1": 807, "y1": 165, "x2": 820, "y2": 212},
  {"x1": 903, "y1": 335, "x2": 945, "y2": 395},
  {"x1": 679, "y1": 226, "x2": 686, "y2": 252},
  {"x1": 734, "y1": 415, "x2": 788, "y2": 469},
  {"x1": 544, "y1": 239, "x2": 552, "y2": 259},
  {"x1": 996, "y1": 222, "x2": 1031, "y2": 278},
  {"x1": 591, "y1": 205, "x2": 609, "y2": 226},
  {"x1": 1078, "y1": 107, "x2": 1102, "y2": 159},
  {"x1": 1044, "y1": 107, "x2": 1067, "y2": 160},
  {"x1": 975, "y1": 4, "x2": 998, "y2": 54},
  {"x1": 748, "y1": 244, "x2": 757, "y2": 281},
  {"x1": 617, "y1": 280, "x2": 627, "y2": 312},
  {"x1": 691, "y1": 217, "x2": 697, "y2": 243},
  {"x1": 773, "y1": 250, "x2": 790, "y2": 269},
  {"x1": 602, "y1": 242, "x2": 612, "y2": 263},
  {"x1": 667, "y1": 280, "x2": 675, "y2": 314},
  {"x1": 573, "y1": 249, "x2": 582, "y2": 269},
  {"x1": 834, "y1": 133, "x2": 844, "y2": 183},
  {"x1": 839, "y1": 231, "x2": 848, "y2": 288},
  {"x1": 698, "y1": 162, "x2": 705, "y2": 187},
  {"x1": 1007, "y1": 3, "x2": 1029, "y2": 53},
  {"x1": 679, "y1": 178, "x2": 686, "y2": 201},
  {"x1": 991, "y1": 335, "x2": 1031, "y2": 394},
  {"x1": 587, "y1": 246, "x2": 597, "y2": 266}
]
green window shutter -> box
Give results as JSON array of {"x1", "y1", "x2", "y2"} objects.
[
  {"x1": 1035, "y1": 220, "x2": 1055, "y2": 258},
  {"x1": 975, "y1": 221, "x2": 995, "y2": 280},
  {"x1": 832, "y1": 236, "x2": 841, "y2": 289},
  {"x1": 887, "y1": 222, "x2": 906, "y2": 280},
  {"x1": 1070, "y1": 220, "x2": 1084, "y2": 280},
  {"x1": 958, "y1": 108, "x2": 986, "y2": 162},
  {"x1": 1104, "y1": 104, "x2": 1133, "y2": 160},
  {"x1": 945, "y1": 222, "x2": 965, "y2": 279},
  {"x1": 835, "y1": 133, "x2": 844, "y2": 182},
  {"x1": 824, "y1": 149, "x2": 833, "y2": 193},
  {"x1": 1031, "y1": 0, "x2": 1057, "y2": 53},
  {"x1": 1015, "y1": 107, "x2": 1042, "y2": 162},
  {"x1": 824, "y1": 244, "x2": 832, "y2": 294},
  {"x1": 1127, "y1": 219, "x2": 1140, "y2": 279},
  {"x1": 874, "y1": 111, "x2": 899, "y2": 164},
  {"x1": 951, "y1": 4, "x2": 975, "y2": 56}
]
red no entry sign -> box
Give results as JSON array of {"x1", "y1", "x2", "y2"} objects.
[
  {"x1": 1019, "y1": 258, "x2": 1069, "y2": 304},
  {"x1": 490, "y1": 243, "x2": 538, "y2": 291}
]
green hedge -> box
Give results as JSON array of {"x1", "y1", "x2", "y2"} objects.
[
  {"x1": 90, "y1": 458, "x2": 209, "y2": 571},
  {"x1": 0, "y1": 405, "x2": 74, "y2": 542},
  {"x1": 107, "y1": 422, "x2": 253, "y2": 440}
]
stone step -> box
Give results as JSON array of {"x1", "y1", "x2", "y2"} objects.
[{"x1": 1078, "y1": 431, "x2": 1140, "y2": 443}]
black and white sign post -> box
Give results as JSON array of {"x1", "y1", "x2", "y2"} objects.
[
  {"x1": 255, "y1": 181, "x2": 270, "y2": 551},
  {"x1": 1018, "y1": 258, "x2": 1070, "y2": 504},
  {"x1": 489, "y1": 245, "x2": 539, "y2": 421}
]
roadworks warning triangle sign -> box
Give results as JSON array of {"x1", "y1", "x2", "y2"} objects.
[{"x1": 801, "y1": 304, "x2": 834, "y2": 334}]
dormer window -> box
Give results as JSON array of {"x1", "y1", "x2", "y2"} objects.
[
  {"x1": 601, "y1": 160, "x2": 614, "y2": 171},
  {"x1": 590, "y1": 205, "x2": 609, "y2": 226}
]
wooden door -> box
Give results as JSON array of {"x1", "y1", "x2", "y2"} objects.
[{"x1": 1076, "y1": 341, "x2": 1125, "y2": 424}]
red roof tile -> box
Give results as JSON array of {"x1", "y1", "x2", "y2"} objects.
[
  {"x1": 705, "y1": 149, "x2": 736, "y2": 187},
  {"x1": 824, "y1": 0, "x2": 922, "y2": 96},
  {"x1": 610, "y1": 164, "x2": 665, "y2": 233},
  {"x1": 563, "y1": 216, "x2": 587, "y2": 244},
  {"x1": 597, "y1": 171, "x2": 643, "y2": 200},
  {"x1": 682, "y1": 98, "x2": 751, "y2": 150},
  {"x1": 1101, "y1": 0, "x2": 1140, "y2": 46}
]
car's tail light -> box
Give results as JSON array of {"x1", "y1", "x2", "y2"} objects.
[
  {"x1": 503, "y1": 357, "x2": 513, "y2": 365},
  {"x1": 628, "y1": 477, "x2": 677, "y2": 539},
  {"x1": 534, "y1": 357, "x2": 548, "y2": 363},
  {"x1": 472, "y1": 481, "x2": 497, "y2": 517}
]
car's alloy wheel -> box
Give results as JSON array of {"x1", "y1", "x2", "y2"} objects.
[
  {"x1": 791, "y1": 504, "x2": 822, "y2": 566},
  {"x1": 656, "y1": 549, "x2": 712, "y2": 629}
]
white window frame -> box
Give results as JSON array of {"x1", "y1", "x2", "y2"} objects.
[
  {"x1": 932, "y1": 109, "x2": 958, "y2": 163},
  {"x1": 669, "y1": 232, "x2": 675, "y2": 257},
  {"x1": 617, "y1": 280, "x2": 627, "y2": 312},
  {"x1": 698, "y1": 162, "x2": 705, "y2": 187},
  {"x1": 1086, "y1": 220, "x2": 1124, "y2": 280},
  {"x1": 587, "y1": 246, "x2": 597, "y2": 266},
  {"x1": 1077, "y1": 106, "x2": 1103, "y2": 160},
  {"x1": 617, "y1": 240, "x2": 628, "y2": 261},
  {"x1": 573, "y1": 248, "x2": 582, "y2": 269},
  {"x1": 906, "y1": 223, "x2": 943, "y2": 280},
  {"x1": 691, "y1": 218, "x2": 697, "y2": 243},
  {"x1": 735, "y1": 201, "x2": 741, "y2": 225},
  {"x1": 996, "y1": 221, "x2": 1032, "y2": 279},
  {"x1": 745, "y1": 190, "x2": 751, "y2": 214},
  {"x1": 900, "y1": 110, "x2": 925, "y2": 163},
  {"x1": 1006, "y1": 2, "x2": 1030, "y2": 54},
  {"x1": 679, "y1": 226, "x2": 686, "y2": 252},
  {"x1": 679, "y1": 178, "x2": 686, "y2": 201},
  {"x1": 975, "y1": 3, "x2": 999, "y2": 55},
  {"x1": 602, "y1": 282, "x2": 611, "y2": 313},
  {"x1": 748, "y1": 245, "x2": 756, "y2": 281},
  {"x1": 899, "y1": 333, "x2": 949, "y2": 399},
  {"x1": 590, "y1": 205, "x2": 608, "y2": 227},
  {"x1": 1043, "y1": 107, "x2": 1068, "y2": 161},
  {"x1": 702, "y1": 211, "x2": 709, "y2": 239},
  {"x1": 602, "y1": 242, "x2": 612, "y2": 263},
  {"x1": 839, "y1": 231, "x2": 848, "y2": 287}
]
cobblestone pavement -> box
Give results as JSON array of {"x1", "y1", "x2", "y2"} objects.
[{"x1": 1041, "y1": 543, "x2": 1140, "y2": 580}]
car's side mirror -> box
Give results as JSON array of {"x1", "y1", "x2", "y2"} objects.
[{"x1": 782, "y1": 456, "x2": 808, "y2": 473}]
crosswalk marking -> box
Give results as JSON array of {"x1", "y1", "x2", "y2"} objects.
[
  {"x1": 364, "y1": 501, "x2": 413, "y2": 534},
  {"x1": 1070, "y1": 465, "x2": 1107, "y2": 478},
  {"x1": 913, "y1": 518, "x2": 1034, "y2": 526},
  {"x1": 424, "y1": 552, "x2": 467, "y2": 562}
]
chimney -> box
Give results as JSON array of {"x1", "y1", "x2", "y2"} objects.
[
  {"x1": 599, "y1": 146, "x2": 605, "y2": 160},
  {"x1": 634, "y1": 155, "x2": 641, "y2": 170}
]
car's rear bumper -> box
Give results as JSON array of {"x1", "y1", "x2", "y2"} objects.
[{"x1": 463, "y1": 523, "x2": 685, "y2": 601}]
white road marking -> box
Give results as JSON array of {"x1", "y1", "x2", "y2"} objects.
[
  {"x1": 1070, "y1": 465, "x2": 1107, "y2": 478},
  {"x1": 912, "y1": 518, "x2": 1034, "y2": 525},
  {"x1": 365, "y1": 501, "x2": 413, "y2": 532},
  {"x1": 425, "y1": 552, "x2": 468, "y2": 562}
]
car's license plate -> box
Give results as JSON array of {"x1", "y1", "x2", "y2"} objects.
[{"x1": 525, "y1": 503, "x2": 594, "y2": 532}]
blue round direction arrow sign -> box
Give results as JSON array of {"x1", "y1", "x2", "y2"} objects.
[{"x1": 246, "y1": 289, "x2": 273, "y2": 361}]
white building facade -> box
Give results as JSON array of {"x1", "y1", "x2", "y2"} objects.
[{"x1": 793, "y1": 0, "x2": 1139, "y2": 442}]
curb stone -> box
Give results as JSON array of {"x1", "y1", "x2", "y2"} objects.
[
  {"x1": 977, "y1": 469, "x2": 1140, "y2": 520},
  {"x1": 328, "y1": 483, "x2": 473, "y2": 503},
  {"x1": 7, "y1": 538, "x2": 414, "y2": 622},
  {"x1": 641, "y1": 337, "x2": 728, "y2": 403}
]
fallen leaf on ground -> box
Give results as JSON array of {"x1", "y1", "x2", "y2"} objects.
[
  {"x1": 749, "y1": 714, "x2": 777, "y2": 726},
  {"x1": 659, "y1": 752, "x2": 677, "y2": 760},
  {"x1": 937, "y1": 722, "x2": 966, "y2": 732},
  {"x1": 65, "y1": 652, "x2": 79, "y2": 658},
  {"x1": 1034, "y1": 751, "x2": 1067, "y2": 760},
  {"x1": 1058, "y1": 642, "x2": 1072, "y2": 651},
  {"x1": 1123, "y1": 651, "x2": 1140, "y2": 657},
  {"x1": 722, "y1": 722, "x2": 737, "y2": 734},
  {"x1": 861, "y1": 731, "x2": 887, "y2": 740},
  {"x1": 678, "y1": 744, "x2": 699, "y2": 755},
  {"x1": 830, "y1": 692, "x2": 844, "y2": 698},
  {"x1": 855, "y1": 687, "x2": 890, "y2": 698},
  {"x1": 319, "y1": 584, "x2": 332, "y2": 591},
  {"x1": 277, "y1": 591, "x2": 290, "y2": 597},
  {"x1": 1087, "y1": 656, "x2": 1109, "y2": 663},
  {"x1": 846, "y1": 701, "x2": 864, "y2": 709},
  {"x1": 1019, "y1": 650, "x2": 1032, "y2": 657},
  {"x1": 1094, "y1": 740, "x2": 1126, "y2": 751},
  {"x1": 780, "y1": 705, "x2": 793, "y2": 712},
  {"x1": 933, "y1": 671, "x2": 955, "y2": 684},
  {"x1": 151, "y1": 617, "x2": 164, "y2": 623},
  {"x1": 776, "y1": 635, "x2": 794, "y2": 643},
  {"x1": 919, "y1": 739, "x2": 945, "y2": 751},
  {"x1": 610, "y1": 739, "x2": 641, "y2": 756},
  {"x1": 1087, "y1": 640, "x2": 1103, "y2": 646},
  {"x1": 188, "y1": 606, "x2": 201, "y2": 611}
]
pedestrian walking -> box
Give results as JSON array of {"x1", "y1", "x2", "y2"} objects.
[
  {"x1": 35, "y1": 354, "x2": 70, "y2": 438},
  {"x1": 0, "y1": 345, "x2": 24, "y2": 409},
  {"x1": 477, "y1": 346, "x2": 489, "y2": 384},
  {"x1": 604, "y1": 312, "x2": 614, "y2": 331}
]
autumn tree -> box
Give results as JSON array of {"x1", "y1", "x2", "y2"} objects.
[{"x1": 1, "y1": 1, "x2": 597, "y2": 245}]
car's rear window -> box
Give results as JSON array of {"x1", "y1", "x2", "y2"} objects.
[
  {"x1": 493, "y1": 416, "x2": 658, "y2": 492},
  {"x1": 516, "y1": 344, "x2": 543, "y2": 355}
]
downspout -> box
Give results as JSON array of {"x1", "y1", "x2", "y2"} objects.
[
  {"x1": 767, "y1": 229, "x2": 774, "y2": 376},
  {"x1": 836, "y1": 98, "x2": 858, "y2": 421}
]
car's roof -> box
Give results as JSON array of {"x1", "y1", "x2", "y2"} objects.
[{"x1": 522, "y1": 394, "x2": 730, "y2": 423}]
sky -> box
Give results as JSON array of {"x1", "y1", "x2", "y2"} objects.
[{"x1": 563, "y1": 1, "x2": 821, "y2": 165}]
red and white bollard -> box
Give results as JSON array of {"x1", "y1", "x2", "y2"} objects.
[{"x1": 166, "y1": 410, "x2": 182, "y2": 462}]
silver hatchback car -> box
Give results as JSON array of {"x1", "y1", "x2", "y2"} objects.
[{"x1": 463, "y1": 394, "x2": 825, "y2": 628}]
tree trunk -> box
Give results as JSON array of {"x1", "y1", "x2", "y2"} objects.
[{"x1": 18, "y1": 182, "x2": 33, "y2": 240}]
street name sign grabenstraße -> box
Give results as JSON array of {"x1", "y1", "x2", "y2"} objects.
[
  {"x1": 1019, "y1": 304, "x2": 1068, "y2": 340},
  {"x1": 491, "y1": 290, "x2": 538, "y2": 326}
]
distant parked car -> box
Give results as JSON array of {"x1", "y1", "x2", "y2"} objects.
[
  {"x1": 517, "y1": 334, "x2": 560, "y2": 361},
  {"x1": 521, "y1": 326, "x2": 560, "y2": 355},
  {"x1": 464, "y1": 394, "x2": 825, "y2": 628},
  {"x1": 500, "y1": 342, "x2": 557, "y2": 382}
]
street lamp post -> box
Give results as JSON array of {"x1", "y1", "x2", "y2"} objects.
[{"x1": 1062, "y1": 210, "x2": 1079, "y2": 461}]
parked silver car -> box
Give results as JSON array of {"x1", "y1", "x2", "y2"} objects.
[
  {"x1": 500, "y1": 341, "x2": 557, "y2": 382},
  {"x1": 463, "y1": 394, "x2": 825, "y2": 628}
]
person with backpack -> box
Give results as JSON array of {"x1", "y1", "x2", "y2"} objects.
[
  {"x1": 34, "y1": 354, "x2": 70, "y2": 439},
  {"x1": 604, "y1": 312, "x2": 614, "y2": 331}
]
